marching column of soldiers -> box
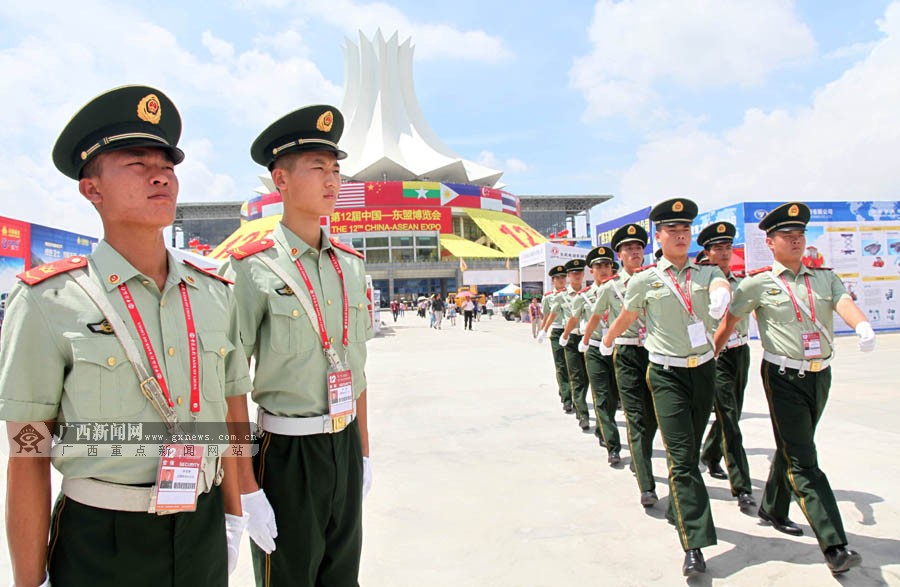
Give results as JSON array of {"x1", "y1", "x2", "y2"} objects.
[{"x1": 539, "y1": 197, "x2": 876, "y2": 577}]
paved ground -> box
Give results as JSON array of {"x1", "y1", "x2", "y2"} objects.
[{"x1": 2, "y1": 312, "x2": 899, "y2": 585}]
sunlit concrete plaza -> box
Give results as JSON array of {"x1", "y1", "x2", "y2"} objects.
[{"x1": 2, "y1": 316, "x2": 899, "y2": 586}]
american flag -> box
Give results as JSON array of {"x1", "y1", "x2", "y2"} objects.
[{"x1": 336, "y1": 182, "x2": 367, "y2": 209}]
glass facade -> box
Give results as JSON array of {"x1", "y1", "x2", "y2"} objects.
[{"x1": 335, "y1": 231, "x2": 439, "y2": 263}]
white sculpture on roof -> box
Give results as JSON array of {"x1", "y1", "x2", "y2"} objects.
[{"x1": 338, "y1": 30, "x2": 503, "y2": 187}]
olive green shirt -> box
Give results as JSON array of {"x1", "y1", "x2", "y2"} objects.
[
  {"x1": 0, "y1": 241, "x2": 250, "y2": 485},
  {"x1": 624, "y1": 258, "x2": 728, "y2": 357},
  {"x1": 222, "y1": 224, "x2": 373, "y2": 418},
  {"x1": 542, "y1": 289, "x2": 565, "y2": 329},
  {"x1": 729, "y1": 261, "x2": 849, "y2": 360},
  {"x1": 719, "y1": 270, "x2": 750, "y2": 340},
  {"x1": 592, "y1": 269, "x2": 643, "y2": 339},
  {"x1": 549, "y1": 285, "x2": 578, "y2": 323},
  {"x1": 571, "y1": 282, "x2": 602, "y2": 340}
]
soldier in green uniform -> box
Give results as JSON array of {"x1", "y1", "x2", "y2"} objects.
[
  {"x1": 221, "y1": 105, "x2": 373, "y2": 587},
  {"x1": 544, "y1": 259, "x2": 591, "y2": 431},
  {"x1": 537, "y1": 265, "x2": 572, "y2": 413},
  {"x1": 601, "y1": 199, "x2": 732, "y2": 576},
  {"x1": 696, "y1": 222, "x2": 755, "y2": 511},
  {"x1": 0, "y1": 86, "x2": 251, "y2": 587},
  {"x1": 714, "y1": 202, "x2": 874, "y2": 576},
  {"x1": 564, "y1": 247, "x2": 621, "y2": 462},
  {"x1": 583, "y1": 225, "x2": 656, "y2": 493}
]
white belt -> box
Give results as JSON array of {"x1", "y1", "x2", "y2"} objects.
[
  {"x1": 726, "y1": 335, "x2": 749, "y2": 349},
  {"x1": 62, "y1": 462, "x2": 220, "y2": 514},
  {"x1": 588, "y1": 338, "x2": 604, "y2": 348},
  {"x1": 258, "y1": 406, "x2": 356, "y2": 436},
  {"x1": 649, "y1": 350, "x2": 715, "y2": 369},
  {"x1": 763, "y1": 351, "x2": 832, "y2": 375},
  {"x1": 615, "y1": 337, "x2": 642, "y2": 346}
]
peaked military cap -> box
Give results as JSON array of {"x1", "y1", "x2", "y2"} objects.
[
  {"x1": 251, "y1": 105, "x2": 347, "y2": 169},
  {"x1": 585, "y1": 246, "x2": 615, "y2": 266},
  {"x1": 654, "y1": 248, "x2": 663, "y2": 260},
  {"x1": 548, "y1": 264, "x2": 566, "y2": 277},
  {"x1": 697, "y1": 221, "x2": 736, "y2": 248},
  {"x1": 611, "y1": 223, "x2": 649, "y2": 251},
  {"x1": 53, "y1": 85, "x2": 184, "y2": 180},
  {"x1": 564, "y1": 258, "x2": 586, "y2": 272},
  {"x1": 694, "y1": 250, "x2": 708, "y2": 264},
  {"x1": 758, "y1": 202, "x2": 810, "y2": 233},
  {"x1": 649, "y1": 198, "x2": 698, "y2": 226}
]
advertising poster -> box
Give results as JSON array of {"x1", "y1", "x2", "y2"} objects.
[
  {"x1": 29, "y1": 223, "x2": 98, "y2": 267},
  {"x1": 1, "y1": 217, "x2": 31, "y2": 326},
  {"x1": 594, "y1": 207, "x2": 653, "y2": 263}
]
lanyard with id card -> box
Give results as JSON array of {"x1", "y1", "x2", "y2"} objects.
[
  {"x1": 152, "y1": 444, "x2": 203, "y2": 513},
  {"x1": 778, "y1": 274, "x2": 824, "y2": 359},
  {"x1": 662, "y1": 268, "x2": 710, "y2": 350}
]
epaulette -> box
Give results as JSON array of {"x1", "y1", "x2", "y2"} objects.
[
  {"x1": 183, "y1": 260, "x2": 233, "y2": 285},
  {"x1": 748, "y1": 266, "x2": 772, "y2": 276},
  {"x1": 732, "y1": 271, "x2": 746, "y2": 279},
  {"x1": 544, "y1": 291, "x2": 554, "y2": 296},
  {"x1": 810, "y1": 266, "x2": 833, "y2": 271},
  {"x1": 330, "y1": 238, "x2": 364, "y2": 260},
  {"x1": 634, "y1": 264, "x2": 656, "y2": 273},
  {"x1": 229, "y1": 238, "x2": 274, "y2": 260},
  {"x1": 578, "y1": 286, "x2": 591, "y2": 294},
  {"x1": 17, "y1": 256, "x2": 88, "y2": 286},
  {"x1": 599, "y1": 275, "x2": 618, "y2": 284}
]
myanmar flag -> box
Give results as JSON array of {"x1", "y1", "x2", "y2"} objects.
[{"x1": 402, "y1": 181, "x2": 441, "y2": 200}]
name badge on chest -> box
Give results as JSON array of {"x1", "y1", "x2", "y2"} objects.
[
  {"x1": 638, "y1": 326, "x2": 647, "y2": 345},
  {"x1": 687, "y1": 320, "x2": 707, "y2": 350},
  {"x1": 328, "y1": 369, "x2": 354, "y2": 433},
  {"x1": 152, "y1": 444, "x2": 203, "y2": 513},
  {"x1": 801, "y1": 332, "x2": 823, "y2": 359}
]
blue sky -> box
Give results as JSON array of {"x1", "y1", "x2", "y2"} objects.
[{"x1": 1, "y1": 0, "x2": 898, "y2": 238}]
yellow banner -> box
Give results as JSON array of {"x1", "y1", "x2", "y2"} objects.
[
  {"x1": 209, "y1": 215, "x2": 282, "y2": 260},
  {"x1": 463, "y1": 209, "x2": 546, "y2": 255},
  {"x1": 440, "y1": 234, "x2": 507, "y2": 258}
]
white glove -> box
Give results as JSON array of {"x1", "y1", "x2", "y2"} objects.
[
  {"x1": 856, "y1": 321, "x2": 876, "y2": 352},
  {"x1": 363, "y1": 456, "x2": 372, "y2": 500},
  {"x1": 225, "y1": 513, "x2": 248, "y2": 575},
  {"x1": 599, "y1": 340, "x2": 614, "y2": 356},
  {"x1": 558, "y1": 334, "x2": 569, "y2": 347},
  {"x1": 578, "y1": 340, "x2": 589, "y2": 353},
  {"x1": 241, "y1": 489, "x2": 278, "y2": 554},
  {"x1": 536, "y1": 330, "x2": 547, "y2": 343},
  {"x1": 708, "y1": 287, "x2": 731, "y2": 320}
]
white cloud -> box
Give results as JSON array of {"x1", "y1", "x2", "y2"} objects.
[
  {"x1": 477, "y1": 151, "x2": 528, "y2": 174},
  {"x1": 177, "y1": 139, "x2": 241, "y2": 203},
  {"x1": 615, "y1": 2, "x2": 900, "y2": 211},
  {"x1": 570, "y1": 0, "x2": 816, "y2": 119},
  {"x1": 202, "y1": 31, "x2": 236, "y2": 61},
  {"x1": 506, "y1": 158, "x2": 529, "y2": 173}
]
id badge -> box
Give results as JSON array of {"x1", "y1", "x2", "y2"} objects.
[
  {"x1": 153, "y1": 444, "x2": 203, "y2": 513},
  {"x1": 687, "y1": 320, "x2": 708, "y2": 349},
  {"x1": 801, "y1": 332, "x2": 823, "y2": 359},
  {"x1": 638, "y1": 327, "x2": 647, "y2": 346},
  {"x1": 328, "y1": 369, "x2": 354, "y2": 433}
]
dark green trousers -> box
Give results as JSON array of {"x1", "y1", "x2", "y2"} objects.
[
  {"x1": 760, "y1": 362, "x2": 847, "y2": 551},
  {"x1": 48, "y1": 486, "x2": 226, "y2": 586},
  {"x1": 614, "y1": 344, "x2": 656, "y2": 492},
  {"x1": 549, "y1": 328, "x2": 571, "y2": 405},
  {"x1": 647, "y1": 360, "x2": 717, "y2": 551},
  {"x1": 586, "y1": 345, "x2": 621, "y2": 453},
  {"x1": 701, "y1": 344, "x2": 752, "y2": 495},
  {"x1": 252, "y1": 419, "x2": 363, "y2": 587},
  {"x1": 563, "y1": 334, "x2": 589, "y2": 420}
]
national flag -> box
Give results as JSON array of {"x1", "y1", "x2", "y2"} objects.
[
  {"x1": 402, "y1": 181, "x2": 441, "y2": 201},
  {"x1": 480, "y1": 187, "x2": 503, "y2": 211},
  {"x1": 365, "y1": 181, "x2": 404, "y2": 206},
  {"x1": 459, "y1": 257, "x2": 468, "y2": 272},
  {"x1": 501, "y1": 193, "x2": 519, "y2": 216},
  {"x1": 336, "y1": 182, "x2": 366, "y2": 209},
  {"x1": 442, "y1": 182, "x2": 482, "y2": 209}
]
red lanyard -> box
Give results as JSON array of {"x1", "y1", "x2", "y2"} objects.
[
  {"x1": 118, "y1": 282, "x2": 200, "y2": 414},
  {"x1": 780, "y1": 274, "x2": 816, "y2": 323},
  {"x1": 293, "y1": 249, "x2": 349, "y2": 350},
  {"x1": 666, "y1": 268, "x2": 693, "y2": 315}
]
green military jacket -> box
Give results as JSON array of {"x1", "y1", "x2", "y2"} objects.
[
  {"x1": 0, "y1": 241, "x2": 250, "y2": 485},
  {"x1": 571, "y1": 282, "x2": 603, "y2": 340},
  {"x1": 222, "y1": 224, "x2": 373, "y2": 418},
  {"x1": 592, "y1": 269, "x2": 643, "y2": 339},
  {"x1": 624, "y1": 257, "x2": 727, "y2": 357},
  {"x1": 729, "y1": 260, "x2": 849, "y2": 360},
  {"x1": 542, "y1": 289, "x2": 565, "y2": 329},
  {"x1": 719, "y1": 270, "x2": 750, "y2": 340},
  {"x1": 549, "y1": 285, "x2": 578, "y2": 324}
]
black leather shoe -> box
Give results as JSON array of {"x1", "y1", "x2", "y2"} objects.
[
  {"x1": 640, "y1": 490, "x2": 658, "y2": 508},
  {"x1": 682, "y1": 549, "x2": 706, "y2": 576},
  {"x1": 578, "y1": 417, "x2": 591, "y2": 431},
  {"x1": 563, "y1": 402, "x2": 574, "y2": 414},
  {"x1": 758, "y1": 507, "x2": 804, "y2": 536},
  {"x1": 737, "y1": 492, "x2": 756, "y2": 510},
  {"x1": 665, "y1": 510, "x2": 676, "y2": 526},
  {"x1": 824, "y1": 546, "x2": 862, "y2": 575},
  {"x1": 608, "y1": 450, "x2": 621, "y2": 466},
  {"x1": 702, "y1": 458, "x2": 728, "y2": 480},
  {"x1": 629, "y1": 460, "x2": 635, "y2": 474}
]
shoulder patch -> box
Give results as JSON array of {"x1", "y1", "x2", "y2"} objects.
[
  {"x1": 17, "y1": 255, "x2": 88, "y2": 286},
  {"x1": 634, "y1": 263, "x2": 656, "y2": 273},
  {"x1": 748, "y1": 265, "x2": 772, "y2": 276},
  {"x1": 229, "y1": 239, "x2": 275, "y2": 260},
  {"x1": 330, "y1": 238, "x2": 365, "y2": 260},
  {"x1": 182, "y1": 260, "x2": 233, "y2": 285}
]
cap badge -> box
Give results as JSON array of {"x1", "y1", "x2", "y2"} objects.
[
  {"x1": 672, "y1": 201, "x2": 684, "y2": 212},
  {"x1": 627, "y1": 225, "x2": 636, "y2": 235},
  {"x1": 598, "y1": 247, "x2": 606, "y2": 255},
  {"x1": 716, "y1": 224, "x2": 726, "y2": 234},
  {"x1": 788, "y1": 204, "x2": 799, "y2": 217},
  {"x1": 137, "y1": 94, "x2": 162, "y2": 125},
  {"x1": 317, "y1": 110, "x2": 334, "y2": 132}
]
